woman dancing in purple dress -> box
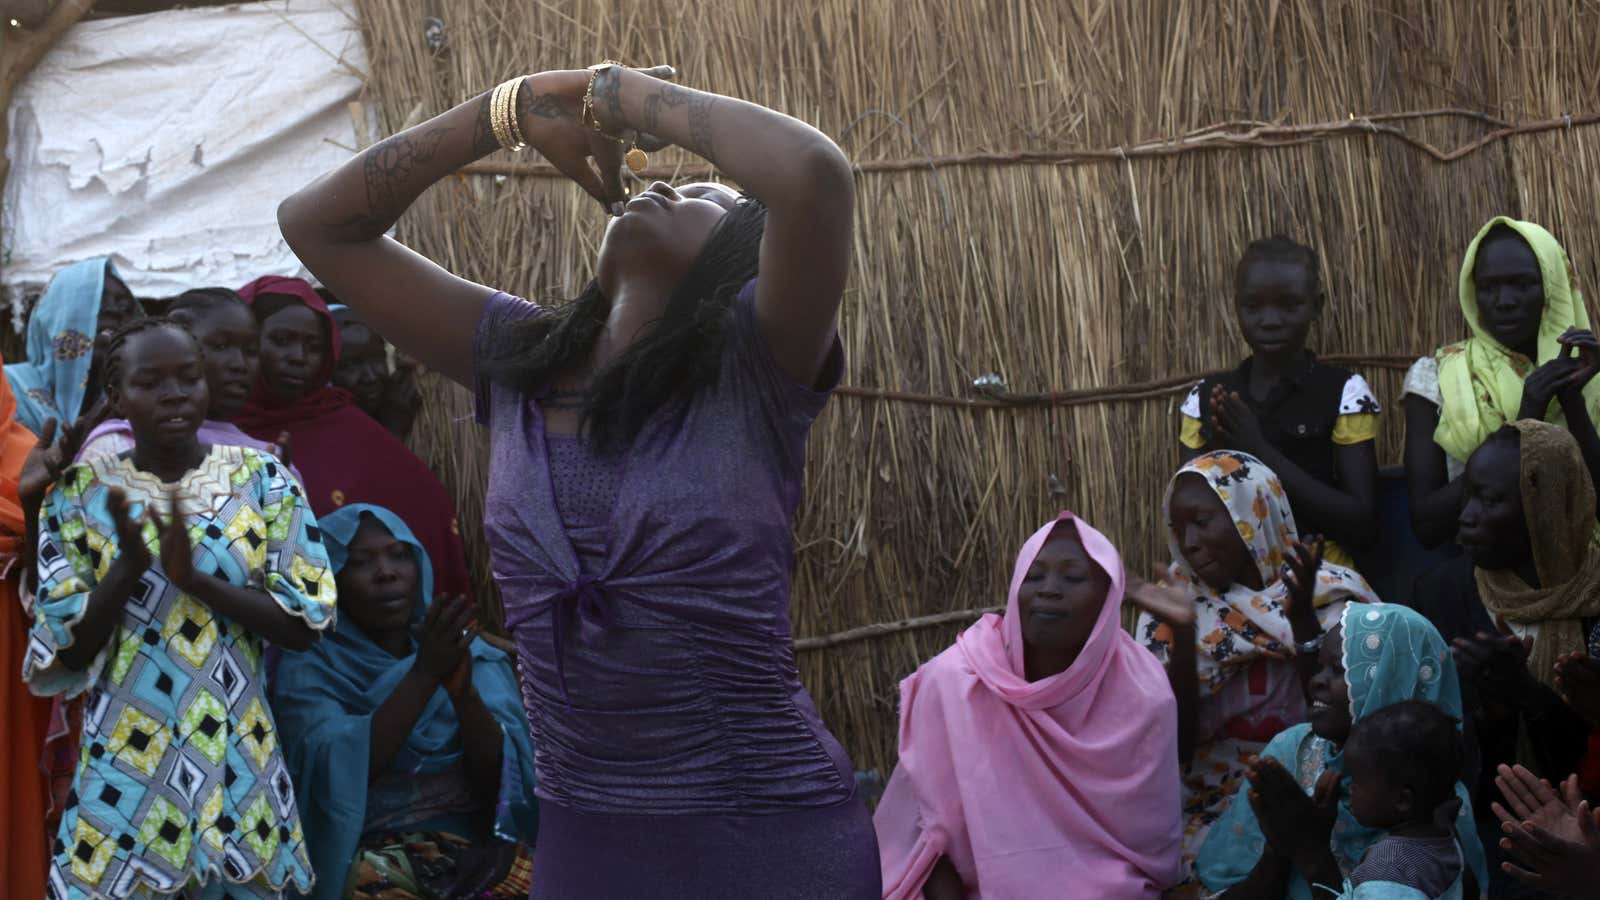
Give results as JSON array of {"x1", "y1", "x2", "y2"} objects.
[{"x1": 277, "y1": 64, "x2": 876, "y2": 897}]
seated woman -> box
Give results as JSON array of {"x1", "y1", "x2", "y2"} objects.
[
  {"x1": 233, "y1": 275, "x2": 471, "y2": 599},
  {"x1": 75, "y1": 288, "x2": 297, "y2": 479},
  {"x1": 1438, "y1": 420, "x2": 1600, "y2": 893},
  {"x1": 1134, "y1": 450, "x2": 1378, "y2": 880},
  {"x1": 1180, "y1": 236, "x2": 1380, "y2": 568},
  {"x1": 23, "y1": 318, "x2": 335, "y2": 897},
  {"x1": 874, "y1": 512, "x2": 1183, "y2": 899},
  {"x1": 272, "y1": 504, "x2": 538, "y2": 899},
  {"x1": 1196, "y1": 604, "x2": 1488, "y2": 899},
  {"x1": 5, "y1": 256, "x2": 144, "y2": 436},
  {"x1": 1405, "y1": 217, "x2": 1600, "y2": 547}
]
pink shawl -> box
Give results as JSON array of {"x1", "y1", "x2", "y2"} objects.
[{"x1": 874, "y1": 512, "x2": 1184, "y2": 899}]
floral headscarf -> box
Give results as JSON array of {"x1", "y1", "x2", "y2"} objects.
[{"x1": 1138, "y1": 451, "x2": 1379, "y2": 696}]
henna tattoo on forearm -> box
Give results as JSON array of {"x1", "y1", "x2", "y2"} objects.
[
  {"x1": 638, "y1": 83, "x2": 717, "y2": 157},
  {"x1": 641, "y1": 83, "x2": 688, "y2": 135},
  {"x1": 470, "y1": 91, "x2": 498, "y2": 156},
  {"x1": 517, "y1": 86, "x2": 564, "y2": 121},
  {"x1": 686, "y1": 93, "x2": 717, "y2": 157},
  {"x1": 354, "y1": 124, "x2": 453, "y2": 238}
]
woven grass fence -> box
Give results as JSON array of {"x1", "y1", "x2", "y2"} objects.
[{"x1": 350, "y1": 0, "x2": 1600, "y2": 776}]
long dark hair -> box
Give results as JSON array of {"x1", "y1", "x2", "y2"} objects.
[{"x1": 480, "y1": 195, "x2": 767, "y2": 453}]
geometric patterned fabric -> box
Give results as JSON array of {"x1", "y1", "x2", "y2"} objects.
[{"x1": 23, "y1": 445, "x2": 337, "y2": 899}]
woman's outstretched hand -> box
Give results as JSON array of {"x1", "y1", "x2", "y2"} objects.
[{"x1": 1125, "y1": 574, "x2": 1196, "y2": 629}]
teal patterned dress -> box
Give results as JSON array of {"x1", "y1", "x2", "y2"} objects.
[{"x1": 23, "y1": 445, "x2": 338, "y2": 899}]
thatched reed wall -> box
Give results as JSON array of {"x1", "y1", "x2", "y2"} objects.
[{"x1": 351, "y1": 0, "x2": 1600, "y2": 775}]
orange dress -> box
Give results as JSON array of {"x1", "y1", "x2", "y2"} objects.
[{"x1": 0, "y1": 355, "x2": 47, "y2": 898}]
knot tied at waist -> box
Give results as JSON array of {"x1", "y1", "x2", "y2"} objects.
[{"x1": 539, "y1": 573, "x2": 611, "y2": 706}]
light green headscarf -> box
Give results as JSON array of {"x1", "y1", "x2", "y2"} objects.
[{"x1": 1434, "y1": 217, "x2": 1600, "y2": 463}]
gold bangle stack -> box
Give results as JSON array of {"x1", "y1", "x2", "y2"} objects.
[{"x1": 490, "y1": 77, "x2": 528, "y2": 152}]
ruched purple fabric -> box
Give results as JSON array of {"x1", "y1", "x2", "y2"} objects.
[{"x1": 474, "y1": 283, "x2": 879, "y2": 897}]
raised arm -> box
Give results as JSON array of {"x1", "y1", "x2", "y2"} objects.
[
  {"x1": 277, "y1": 68, "x2": 670, "y2": 387},
  {"x1": 587, "y1": 67, "x2": 855, "y2": 385},
  {"x1": 280, "y1": 65, "x2": 853, "y2": 390}
]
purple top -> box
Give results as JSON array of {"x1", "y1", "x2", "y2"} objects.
[{"x1": 474, "y1": 282, "x2": 853, "y2": 816}]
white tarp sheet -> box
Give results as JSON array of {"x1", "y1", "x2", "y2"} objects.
[{"x1": 3, "y1": 0, "x2": 367, "y2": 308}]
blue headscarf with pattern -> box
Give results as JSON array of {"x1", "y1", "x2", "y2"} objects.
[
  {"x1": 4, "y1": 258, "x2": 116, "y2": 435},
  {"x1": 1197, "y1": 604, "x2": 1487, "y2": 897}
]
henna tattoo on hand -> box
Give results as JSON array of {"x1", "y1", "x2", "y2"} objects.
[{"x1": 592, "y1": 67, "x2": 624, "y2": 129}]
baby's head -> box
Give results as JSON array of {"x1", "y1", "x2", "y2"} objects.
[{"x1": 1343, "y1": 700, "x2": 1463, "y2": 831}]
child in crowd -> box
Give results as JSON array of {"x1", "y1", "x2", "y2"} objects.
[
  {"x1": 1340, "y1": 700, "x2": 1467, "y2": 899},
  {"x1": 1180, "y1": 236, "x2": 1379, "y2": 568},
  {"x1": 23, "y1": 319, "x2": 336, "y2": 898}
]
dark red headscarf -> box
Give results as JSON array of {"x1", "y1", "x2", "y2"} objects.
[
  {"x1": 235, "y1": 276, "x2": 353, "y2": 429},
  {"x1": 234, "y1": 276, "x2": 471, "y2": 598}
]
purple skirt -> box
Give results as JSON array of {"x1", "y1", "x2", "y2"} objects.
[{"x1": 529, "y1": 794, "x2": 882, "y2": 898}]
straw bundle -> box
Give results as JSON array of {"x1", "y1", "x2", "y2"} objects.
[{"x1": 349, "y1": 0, "x2": 1600, "y2": 775}]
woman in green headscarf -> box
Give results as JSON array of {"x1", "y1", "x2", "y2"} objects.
[{"x1": 1403, "y1": 217, "x2": 1600, "y2": 547}]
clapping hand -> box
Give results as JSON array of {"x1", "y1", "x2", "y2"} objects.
[
  {"x1": 1554, "y1": 652, "x2": 1600, "y2": 728},
  {"x1": 1495, "y1": 766, "x2": 1600, "y2": 897},
  {"x1": 106, "y1": 488, "x2": 152, "y2": 574},
  {"x1": 148, "y1": 492, "x2": 195, "y2": 592},
  {"x1": 1452, "y1": 630, "x2": 1537, "y2": 705},
  {"x1": 1518, "y1": 329, "x2": 1597, "y2": 420},
  {"x1": 1246, "y1": 756, "x2": 1340, "y2": 858},
  {"x1": 414, "y1": 594, "x2": 479, "y2": 687},
  {"x1": 1557, "y1": 328, "x2": 1600, "y2": 402},
  {"x1": 1282, "y1": 536, "x2": 1324, "y2": 626},
  {"x1": 1209, "y1": 386, "x2": 1267, "y2": 455},
  {"x1": 19, "y1": 417, "x2": 91, "y2": 511},
  {"x1": 1125, "y1": 574, "x2": 1196, "y2": 630}
]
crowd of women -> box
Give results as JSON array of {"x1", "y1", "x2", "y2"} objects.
[{"x1": 3, "y1": 62, "x2": 1600, "y2": 900}]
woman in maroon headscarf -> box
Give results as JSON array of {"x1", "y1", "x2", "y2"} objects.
[{"x1": 235, "y1": 275, "x2": 471, "y2": 597}]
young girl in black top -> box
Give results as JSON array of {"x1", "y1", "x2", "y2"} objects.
[{"x1": 1180, "y1": 236, "x2": 1380, "y2": 567}]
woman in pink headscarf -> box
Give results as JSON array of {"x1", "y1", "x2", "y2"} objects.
[{"x1": 873, "y1": 512, "x2": 1184, "y2": 899}]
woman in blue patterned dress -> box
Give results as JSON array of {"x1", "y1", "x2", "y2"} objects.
[{"x1": 23, "y1": 318, "x2": 337, "y2": 899}]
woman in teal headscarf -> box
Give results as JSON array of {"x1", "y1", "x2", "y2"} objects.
[
  {"x1": 271, "y1": 504, "x2": 538, "y2": 899},
  {"x1": 5, "y1": 257, "x2": 143, "y2": 435},
  {"x1": 1196, "y1": 604, "x2": 1488, "y2": 898}
]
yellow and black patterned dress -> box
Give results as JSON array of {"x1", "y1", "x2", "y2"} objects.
[{"x1": 24, "y1": 445, "x2": 337, "y2": 899}]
